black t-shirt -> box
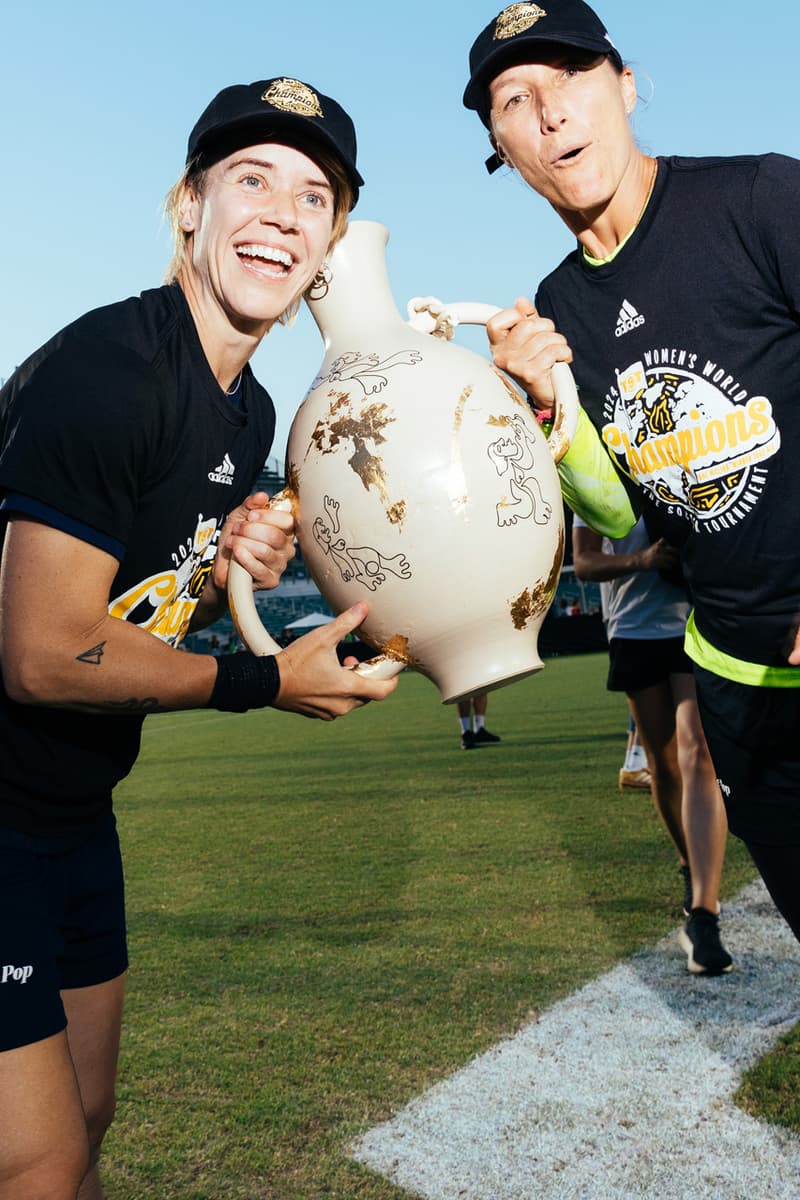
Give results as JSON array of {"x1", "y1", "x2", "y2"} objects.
[
  {"x1": 537, "y1": 154, "x2": 800, "y2": 669},
  {"x1": 0, "y1": 283, "x2": 276, "y2": 835}
]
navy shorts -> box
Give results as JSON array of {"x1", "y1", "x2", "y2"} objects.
[
  {"x1": 607, "y1": 635, "x2": 694, "y2": 694},
  {"x1": 694, "y1": 665, "x2": 800, "y2": 846},
  {"x1": 0, "y1": 814, "x2": 128, "y2": 1052}
]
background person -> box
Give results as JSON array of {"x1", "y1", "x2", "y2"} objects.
[
  {"x1": 620, "y1": 711, "x2": 650, "y2": 791},
  {"x1": 573, "y1": 515, "x2": 731, "y2": 973},
  {"x1": 462, "y1": 0, "x2": 800, "y2": 945},
  {"x1": 457, "y1": 692, "x2": 501, "y2": 749},
  {"x1": 0, "y1": 77, "x2": 397, "y2": 1200}
]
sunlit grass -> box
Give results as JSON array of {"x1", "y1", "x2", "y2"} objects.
[{"x1": 104, "y1": 653, "x2": 777, "y2": 1198}]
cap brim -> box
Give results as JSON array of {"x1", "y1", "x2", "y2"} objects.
[
  {"x1": 463, "y1": 34, "x2": 622, "y2": 111},
  {"x1": 191, "y1": 112, "x2": 364, "y2": 193}
]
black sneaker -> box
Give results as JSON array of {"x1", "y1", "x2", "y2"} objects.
[
  {"x1": 473, "y1": 727, "x2": 501, "y2": 745},
  {"x1": 679, "y1": 908, "x2": 733, "y2": 975},
  {"x1": 461, "y1": 730, "x2": 476, "y2": 750}
]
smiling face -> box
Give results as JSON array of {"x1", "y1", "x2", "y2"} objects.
[
  {"x1": 488, "y1": 49, "x2": 638, "y2": 220},
  {"x1": 178, "y1": 142, "x2": 336, "y2": 341}
]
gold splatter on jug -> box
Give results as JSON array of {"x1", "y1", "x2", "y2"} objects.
[{"x1": 230, "y1": 221, "x2": 578, "y2": 703}]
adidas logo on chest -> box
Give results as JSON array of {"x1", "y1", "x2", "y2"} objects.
[
  {"x1": 208, "y1": 453, "x2": 235, "y2": 485},
  {"x1": 615, "y1": 299, "x2": 645, "y2": 338}
]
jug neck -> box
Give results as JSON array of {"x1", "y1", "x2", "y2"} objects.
[{"x1": 306, "y1": 221, "x2": 405, "y2": 347}]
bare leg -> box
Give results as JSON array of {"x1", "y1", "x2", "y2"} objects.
[
  {"x1": 0, "y1": 973, "x2": 125, "y2": 1200},
  {"x1": 670, "y1": 673, "x2": 727, "y2": 913},
  {"x1": 63, "y1": 974, "x2": 126, "y2": 1200},
  {"x1": 0, "y1": 1032, "x2": 89, "y2": 1200},
  {"x1": 629, "y1": 682, "x2": 688, "y2": 863}
]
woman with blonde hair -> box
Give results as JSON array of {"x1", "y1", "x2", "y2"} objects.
[{"x1": 0, "y1": 76, "x2": 397, "y2": 1199}]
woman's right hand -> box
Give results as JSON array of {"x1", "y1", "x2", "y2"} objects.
[
  {"x1": 486, "y1": 297, "x2": 573, "y2": 411},
  {"x1": 273, "y1": 602, "x2": 399, "y2": 720}
]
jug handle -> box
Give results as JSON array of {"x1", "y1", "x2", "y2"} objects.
[
  {"x1": 227, "y1": 497, "x2": 405, "y2": 680},
  {"x1": 407, "y1": 297, "x2": 579, "y2": 465}
]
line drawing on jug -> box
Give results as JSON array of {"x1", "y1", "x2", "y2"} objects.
[
  {"x1": 312, "y1": 349, "x2": 423, "y2": 396},
  {"x1": 312, "y1": 496, "x2": 413, "y2": 592},
  {"x1": 488, "y1": 414, "x2": 553, "y2": 528}
]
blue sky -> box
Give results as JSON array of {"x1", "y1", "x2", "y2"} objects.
[{"x1": 2, "y1": 1, "x2": 797, "y2": 461}]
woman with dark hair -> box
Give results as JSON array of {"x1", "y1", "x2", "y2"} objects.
[{"x1": 462, "y1": 1, "x2": 800, "y2": 949}]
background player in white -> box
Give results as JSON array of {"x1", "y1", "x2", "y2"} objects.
[{"x1": 573, "y1": 515, "x2": 731, "y2": 974}]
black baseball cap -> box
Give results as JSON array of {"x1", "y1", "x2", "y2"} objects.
[
  {"x1": 186, "y1": 77, "x2": 363, "y2": 205},
  {"x1": 464, "y1": 1, "x2": 623, "y2": 141}
]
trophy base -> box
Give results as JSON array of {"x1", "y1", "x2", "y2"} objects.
[
  {"x1": 424, "y1": 634, "x2": 545, "y2": 705},
  {"x1": 440, "y1": 661, "x2": 545, "y2": 705}
]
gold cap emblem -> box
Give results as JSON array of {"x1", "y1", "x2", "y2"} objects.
[
  {"x1": 261, "y1": 78, "x2": 324, "y2": 119},
  {"x1": 494, "y1": 3, "x2": 547, "y2": 40}
]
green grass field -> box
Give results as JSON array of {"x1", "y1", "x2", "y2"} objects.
[{"x1": 105, "y1": 652, "x2": 795, "y2": 1199}]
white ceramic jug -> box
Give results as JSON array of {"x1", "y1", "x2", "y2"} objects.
[{"x1": 229, "y1": 221, "x2": 579, "y2": 703}]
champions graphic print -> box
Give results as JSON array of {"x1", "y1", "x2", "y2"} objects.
[
  {"x1": 601, "y1": 347, "x2": 780, "y2": 533},
  {"x1": 108, "y1": 514, "x2": 221, "y2": 644}
]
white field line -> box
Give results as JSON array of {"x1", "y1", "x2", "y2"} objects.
[{"x1": 352, "y1": 880, "x2": 800, "y2": 1200}]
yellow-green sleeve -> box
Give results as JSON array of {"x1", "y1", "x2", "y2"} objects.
[{"x1": 555, "y1": 408, "x2": 637, "y2": 537}]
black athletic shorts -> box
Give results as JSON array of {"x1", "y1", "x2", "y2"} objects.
[
  {"x1": 694, "y1": 665, "x2": 800, "y2": 845},
  {"x1": 606, "y1": 635, "x2": 694, "y2": 694},
  {"x1": 0, "y1": 813, "x2": 128, "y2": 1052}
]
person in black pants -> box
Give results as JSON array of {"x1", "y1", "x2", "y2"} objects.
[
  {"x1": 461, "y1": 0, "x2": 800, "y2": 941},
  {"x1": 457, "y1": 692, "x2": 502, "y2": 749}
]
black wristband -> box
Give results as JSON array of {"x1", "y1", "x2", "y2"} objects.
[{"x1": 208, "y1": 652, "x2": 281, "y2": 712}]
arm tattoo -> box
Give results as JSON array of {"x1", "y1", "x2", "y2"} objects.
[
  {"x1": 104, "y1": 697, "x2": 160, "y2": 714},
  {"x1": 64, "y1": 696, "x2": 161, "y2": 715},
  {"x1": 76, "y1": 641, "x2": 107, "y2": 666},
  {"x1": 73, "y1": 642, "x2": 160, "y2": 712}
]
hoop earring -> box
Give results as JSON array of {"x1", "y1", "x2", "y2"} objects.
[{"x1": 309, "y1": 263, "x2": 331, "y2": 300}]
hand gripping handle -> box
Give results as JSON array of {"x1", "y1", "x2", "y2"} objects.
[
  {"x1": 227, "y1": 494, "x2": 405, "y2": 680},
  {"x1": 407, "y1": 297, "x2": 579, "y2": 464}
]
